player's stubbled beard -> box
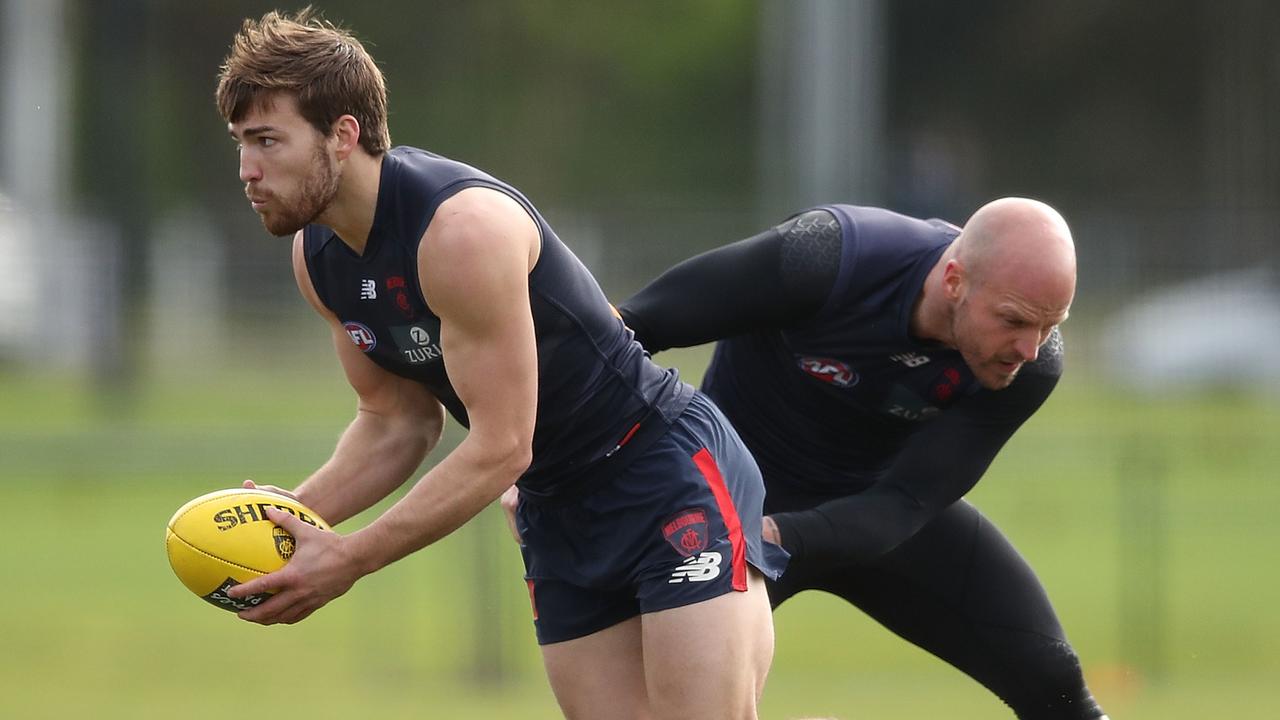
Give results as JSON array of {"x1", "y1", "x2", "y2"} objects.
[{"x1": 262, "y1": 141, "x2": 341, "y2": 237}]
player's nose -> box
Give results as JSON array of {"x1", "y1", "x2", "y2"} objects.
[
  {"x1": 1015, "y1": 332, "x2": 1040, "y2": 362},
  {"x1": 239, "y1": 156, "x2": 261, "y2": 184}
]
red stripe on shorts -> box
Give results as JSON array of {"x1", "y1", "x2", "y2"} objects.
[{"x1": 691, "y1": 448, "x2": 747, "y2": 591}]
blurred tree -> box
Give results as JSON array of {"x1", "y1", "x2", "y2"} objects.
[
  {"x1": 72, "y1": 0, "x2": 151, "y2": 403},
  {"x1": 886, "y1": 0, "x2": 1205, "y2": 220},
  {"x1": 352, "y1": 0, "x2": 761, "y2": 209}
]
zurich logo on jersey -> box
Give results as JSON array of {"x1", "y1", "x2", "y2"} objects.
[
  {"x1": 796, "y1": 356, "x2": 859, "y2": 387},
  {"x1": 343, "y1": 321, "x2": 377, "y2": 353}
]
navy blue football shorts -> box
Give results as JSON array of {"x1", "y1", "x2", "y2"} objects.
[{"x1": 516, "y1": 391, "x2": 789, "y2": 645}]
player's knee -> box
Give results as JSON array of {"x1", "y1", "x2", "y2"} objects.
[{"x1": 1005, "y1": 640, "x2": 1105, "y2": 720}]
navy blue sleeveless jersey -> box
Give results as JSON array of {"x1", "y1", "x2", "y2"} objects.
[
  {"x1": 701, "y1": 204, "x2": 1063, "y2": 495},
  {"x1": 303, "y1": 147, "x2": 692, "y2": 497}
]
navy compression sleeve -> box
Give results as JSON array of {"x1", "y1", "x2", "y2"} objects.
[
  {"x1": 770, "y1": 343, "x2": 1062, "y2": 566},
  {"x1": 618, "y1": 210, "x2": 841, "y2": 352}
]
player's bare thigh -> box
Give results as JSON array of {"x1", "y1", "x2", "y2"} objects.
[
  {"x1": 642, "y1": 568, "x2": 774, "y2": 720},
  {"x1": 540, "y1": 569, "x2": 774, "y2": 720},
  {"x1": 541, "y1": 616, "x2": 651, "y2": 720}
]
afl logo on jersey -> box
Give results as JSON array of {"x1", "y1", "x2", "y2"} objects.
[
  {"x1": 343, "y1": 321, "x2": 377, "y2": 353},
  {"x1": 797, "y1": 356, "x2": 859, "y2": 387}
]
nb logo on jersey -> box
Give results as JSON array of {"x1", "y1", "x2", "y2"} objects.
[
  {"x1": 668, "y1": 552, "x2": 722, "y2": 584},
  {"x1": 360, "y1": 279, "x2": 377, "y2": 300},
  {"x1": 889, "y1": 351, "x2": 931, "y2": 368}
]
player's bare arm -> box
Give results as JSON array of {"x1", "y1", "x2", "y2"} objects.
[
  {"x1": 285, "y1": 229, "x2": 446, "y2": 526},
  {"x1": 230, "y1": 190, "x2": 538, "y2": 625},
  {"x1": 340, "y1": 186, "x2": 540, "y2": 569}
]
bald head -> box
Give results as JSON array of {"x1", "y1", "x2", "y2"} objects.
[
  {"x1": 953, "y1": 197, "x2": 1076, "y2": 294},
  {"x1": 921, "y1": 197, "x2": 1077, "y2": 389}
]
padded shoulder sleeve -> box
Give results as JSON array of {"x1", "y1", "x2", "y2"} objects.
[{"x1": 619, "y1": 209, "x2": 842, "y2": 352}]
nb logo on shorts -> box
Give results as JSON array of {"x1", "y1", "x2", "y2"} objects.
[{"x1": 668, "y1": 552, "x2": 722, "y2": 583}]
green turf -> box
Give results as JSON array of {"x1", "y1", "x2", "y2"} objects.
[{"x1": 2, "y1": 359, "x2": 1277, "y2": 718}]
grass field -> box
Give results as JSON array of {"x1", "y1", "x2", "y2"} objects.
[{"x1": 2, "y1": 346, "x2": 1278, "y2": 719}]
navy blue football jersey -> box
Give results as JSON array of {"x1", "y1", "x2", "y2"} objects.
[
  {"x1": 701, "y1": 204, "x2": 1063, "y2": 494},
  {"x1": 303, "y1": 147, "x2": 692, "y2": 496}
]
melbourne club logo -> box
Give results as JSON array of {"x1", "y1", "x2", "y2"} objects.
[
  {"x1": 669, "y1": 552, "x2": 722, "y2": 584},
  {"x1": 932, "y1": 366, "x2": 965, "y2": 402},
  {"x1": 662, "y1": 508, "x2": 710, "y2": 558},
  {"x1": 386, "y1": 276, "x2": 416, "y2": 319},
  {"x1": 343, "y1": 321, "x2": 377, "y2": 352},
  {"x1": 797, "y1": 356, "x2": 859, "y2": 387}
]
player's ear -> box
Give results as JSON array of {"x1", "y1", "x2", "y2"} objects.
[
  {"x1": 332, "y1": 114, "x2": 361, "y2": 160},
  {"x1": 942, "y1": 258, "x2": 966, "y2": 301}
]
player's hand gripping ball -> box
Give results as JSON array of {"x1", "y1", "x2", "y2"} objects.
[{"x1": 165, "y1": 488, "x2": 330, "y2": 612}]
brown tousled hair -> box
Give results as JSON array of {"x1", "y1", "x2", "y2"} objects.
[{"x1": 215, "y1": 7, "x2": 390, "y2": 155}]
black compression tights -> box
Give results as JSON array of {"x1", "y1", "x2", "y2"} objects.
[{"x1": 768, "y1": 499, "x2": 1106, "y2": 719}]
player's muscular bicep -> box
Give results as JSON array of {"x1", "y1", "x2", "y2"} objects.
[{"x1": 419, "y1": 189, "x2": 538, "y2": 452}]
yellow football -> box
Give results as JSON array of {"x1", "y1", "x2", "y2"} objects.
[{"x1": 164, "y1": 488, "x2": 330, "y2": 612}]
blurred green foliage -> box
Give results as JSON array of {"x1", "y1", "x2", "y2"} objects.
[
  {"x1": 64, "y1": 0, "x2": 1232, "y2": 219},
  {"x1": 67, "y1": 0, "x2": 760, "y2": 215}
]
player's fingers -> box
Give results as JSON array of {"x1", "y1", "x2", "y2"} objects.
[
  {"x1": 245, "y1": 481, "x2": 301, "y2": 502},
  {"x1": 237, "y1": 605, "x2": 278, "y2": 625},
  {"x1": 762, "y1": 515, "x2": 782, "y2": 545},
  {"x1": 278, "y1": 600, "x2": 318, "y2": 625},
  {"x1": 252, "y1": 584, "x2": 324, "y2": 625},
  {"x1": 499, "y1": 485, "x2": 522, "y2": 543},
  {"x1": 263, "y1": 506, "x2": 319, "y2": 537},
  {"x1": 236, "y1": 585, "x2": 299, "y2": 624},
  {"x1": 226, "y1": 565, "x2": 288, "y2": 600}
]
